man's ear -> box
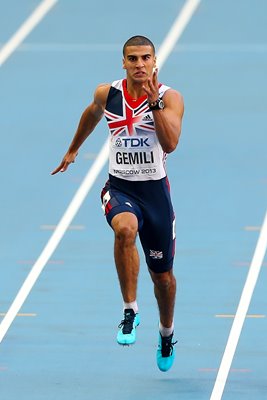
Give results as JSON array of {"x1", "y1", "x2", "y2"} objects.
[{"x1": 122, "y1": 58, "x2": 126, "y2": 69}]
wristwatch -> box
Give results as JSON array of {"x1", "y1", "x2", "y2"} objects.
[{"x1": 148, "y1": 98, "x2": 165, "y2": 110}]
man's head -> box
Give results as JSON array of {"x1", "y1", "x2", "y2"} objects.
[
  {"x1": 123, "y1": 35, "x2": 155, "y2": 56},
  {"x1": 122, "y1": 36, "x2": 156, "y2": 82}
]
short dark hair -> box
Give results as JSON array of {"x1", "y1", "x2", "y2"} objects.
[{"x1": 123, "y1": 35, "x2": 155, "y2": 56}]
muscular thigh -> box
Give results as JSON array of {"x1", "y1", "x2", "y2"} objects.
[
  {"x1": 139, "y1": 180, "x2": 176, "y2": 273},
  {"x1": 101, "y1": 177, "x2": 176, "y2": 272},
  {"x1": 101, "y1": 180, "x2": 143, "y2": 229}
]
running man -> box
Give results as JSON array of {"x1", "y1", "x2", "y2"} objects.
[{"x1": 52, "y1": 35, "x2": 184, "y2": 372}]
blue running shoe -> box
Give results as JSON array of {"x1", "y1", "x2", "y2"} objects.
[
  {"x1": 117, "y1": 309, "x2": 140, "y2": 345},
  {"x1": 157, "y1": 332, "x2": 177, "y2": 372}
]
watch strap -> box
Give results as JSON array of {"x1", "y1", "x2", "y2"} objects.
[{"x1": 148, "y1": 97, "x2": 164, "y2": 110}]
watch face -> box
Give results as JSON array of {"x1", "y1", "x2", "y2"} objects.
[
  {"x1": 158, "y1": 99, "x2": 164, "y2": 109},
  {"x1": 149, "y1": 98, "x2": 165, "y2": 110}
]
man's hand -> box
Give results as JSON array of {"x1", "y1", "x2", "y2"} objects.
[
  {"x1": 51, "y1": 151, "x2": 78, "y2": 175},
  {"x1": 142, "y1": 68, "x2": 159, "y2": 103}
]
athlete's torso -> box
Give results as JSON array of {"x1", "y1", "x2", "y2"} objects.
[{"x1": 104, "y1": 79, "x2": 170, "y2": 181}]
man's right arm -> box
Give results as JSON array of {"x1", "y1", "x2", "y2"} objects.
[{"x1": 51, "y1": 83, "x2": 110, "y2": 175}]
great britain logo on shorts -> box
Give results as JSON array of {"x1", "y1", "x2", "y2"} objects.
[{"x1": 149, "y1": 250, "x2": 163, "y2": 259}]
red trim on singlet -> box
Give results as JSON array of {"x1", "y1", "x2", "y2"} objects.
[
  {"x1": 122, "y1": 79, "x2": 147, "y2": 108},
  {"x1": 122, "y1": 79, "x2": 163, "y2": 109}
]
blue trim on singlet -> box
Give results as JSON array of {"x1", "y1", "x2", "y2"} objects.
[{"x1": 105, "y1": 86, "x2": 123, "y2": 116}]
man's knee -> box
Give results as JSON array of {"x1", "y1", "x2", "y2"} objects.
[
  {"x1": 149, "y1": 269, "x2": 176, "y2": 290},
  {"x1": 112, "y1": 212, "x2": 138, "y2": 245}
]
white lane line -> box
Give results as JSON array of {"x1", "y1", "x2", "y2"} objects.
[
  {"x1": 0, "y1": 0, "x2": 200, "y2": 344},
  {"x1": 157, "y1": 0, "x2": 201, "y2": 69},
  {"x1": 0, "y1": 140, "x2": 109, "y2": 344},
  {"x1": 210, "y1": 210, "x2": 267, "y2": 400},
  {"x1": 0, "y1": 313, "x2": 37, "y2": 317},
  {"x1": 40, "y1": 224, "x2": 85, "y2": 230},
  {"x1": 0, "y1": 0, "x2": 58, "y2": 67}
]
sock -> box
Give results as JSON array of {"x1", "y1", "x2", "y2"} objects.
[
  {"x1": 159, "y1": 321, "x2": 174, "y2": 337},
  {"x1": 123, "y1": 301, "x2": 138, "y2": 314}
]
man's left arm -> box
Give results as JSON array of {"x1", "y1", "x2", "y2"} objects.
[
  {"x1": 143, "y1": 69, "x2": 184, "y2": 153},
  {"x1": 151, "y1": 89, "x2": 184, "y2": 153}
]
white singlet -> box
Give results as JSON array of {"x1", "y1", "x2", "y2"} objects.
[{"x1": 104, "y1": 79, "x2": 170, "y2": 181}]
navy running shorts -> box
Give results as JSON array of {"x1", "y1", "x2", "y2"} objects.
[{"x1": 101, "y1": 174, "x2": 176, "y2": 273}]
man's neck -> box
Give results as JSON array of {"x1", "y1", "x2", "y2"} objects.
[{"x1": 125, "y1": 79, "x2": 147, "y2": 100}]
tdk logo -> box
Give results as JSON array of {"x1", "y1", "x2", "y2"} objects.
[{"x1": 115, "y1": 138, "x2": 150, "y2": 148}]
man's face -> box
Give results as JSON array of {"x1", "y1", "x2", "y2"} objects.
[{"x1": 123, "y1": 45, "x2": 156, "y2": 83}]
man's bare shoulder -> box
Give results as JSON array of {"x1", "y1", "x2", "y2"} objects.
[
  {"x1": 164, "y1": 88, "x2": 183, "y2": 103},
  {"x1": 92, "y1": 83, "x2": 111, "y2": 109},
  {"x1": 163, "y1": 88, "x2": 184, "y2": 116},
  {"x1": 95, "y1": 83, "x2": 111, "y2": 98}
]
